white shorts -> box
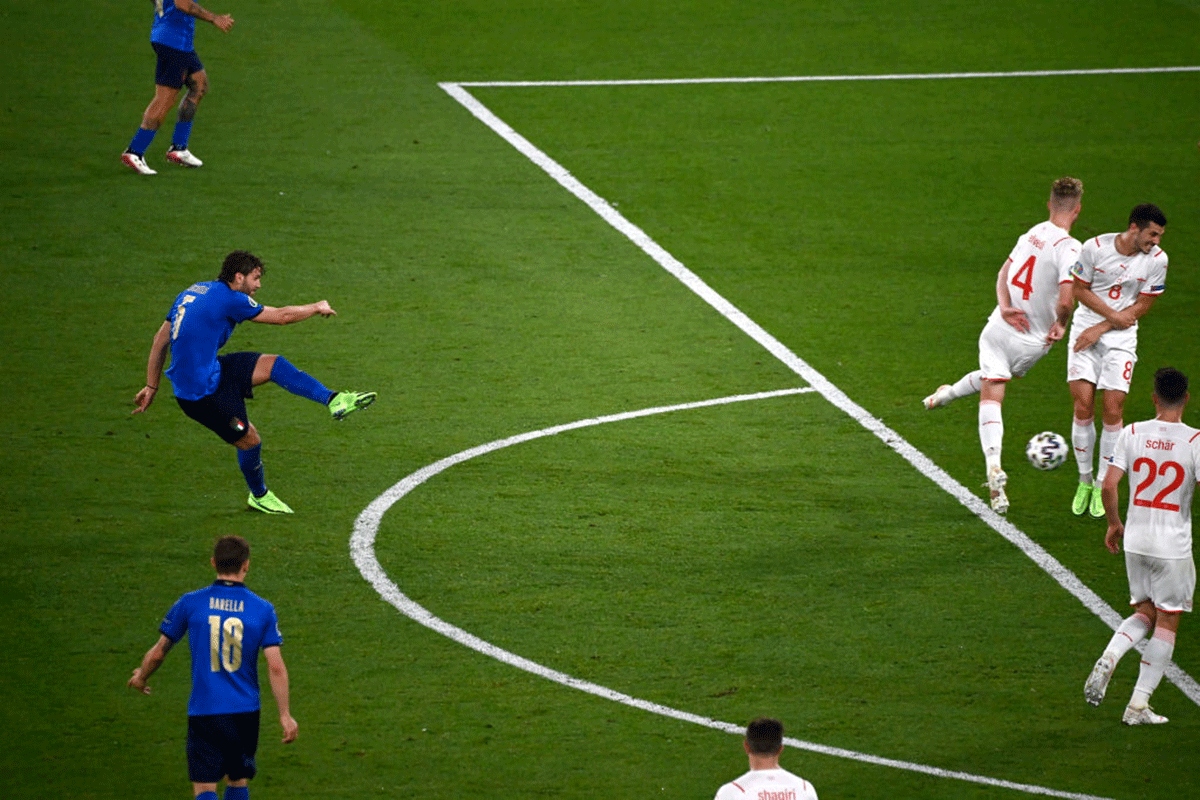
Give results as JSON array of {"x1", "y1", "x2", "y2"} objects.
[
  {"x1": 1066, "y1": 327, "x2": 1137, "y2": 392},
  {"x1": 1126, "y1": 552, "x2": 1196, "y2": 613},
  {"x1": 978, "y1": 317, "x2": 1049, "y2": 381}
]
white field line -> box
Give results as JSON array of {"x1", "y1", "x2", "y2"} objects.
[
  {"x1": 455, "y1": 65, "x2": 1200, "y2": 88},
  {"x1": 352, "y1": 388, "x2": 1113, "y2": 800},
  {"x1": 436, "y1": 76, "x2": 1200, "y2": 708}
]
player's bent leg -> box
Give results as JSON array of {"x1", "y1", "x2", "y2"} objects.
[
  {"x1": 263, "y1": 354, "x2": 336, "y2": 404},
  {"x1": 167, "y1": 71, "x2": 208, "y2": 167}
]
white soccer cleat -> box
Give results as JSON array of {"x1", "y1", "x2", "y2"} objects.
[
  {"x1": 1122, "y1": 704, "x2": 1168, "y2": 725},
  {"x1": 121, "y1": 150, "x2": 157, "y2": 175},
  {"x1": 166, "y1": 147, "x2": 203, "y2": 168},
  {"x1": 986, "y1": 466, "x2": 1009, "y2": 514},
  {"x1": 1084, "y1": 654, "x2": 1115, "y2": 706},
  {"x1": 923, "y1": 384, "x2": 953, "y2": 410}
]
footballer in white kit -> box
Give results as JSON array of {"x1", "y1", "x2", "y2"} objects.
[
  {"x1": 1110, "y1": 418, "x2": 1200, "y2": 610},
  {"x1": 1066, "y1": 233, "x2": 1168, "y2": 392},
  {"x1": 714, "y1": 767, "x2": 818, "y2": 800},
  {"x1": 923, "y1": 177, "x2": 1083, "y2": 515},
  {"x1": 1083, "y1": 367, "x2": 1195, "y2": 725},
  {"x1": 978, "y1": 219, "x2": 1080, "y2": 380},
  {"x1": 1066, "y1": 203, "x2": 1168, "y2": 519}
]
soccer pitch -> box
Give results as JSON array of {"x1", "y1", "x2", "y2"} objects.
[{"x1": 3, "y1": 1, "x2": 1199, "y2": 798}]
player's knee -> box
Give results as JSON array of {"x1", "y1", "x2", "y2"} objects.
[{"x1": 234, "y1": 424, "x2": 261, "y2": 449}]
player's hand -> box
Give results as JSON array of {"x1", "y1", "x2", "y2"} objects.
[
  {"x1": 128, "y1": 669, "x2": 151, "y2": 695},
  {"x1": 1045, "y1": 321, "x2": 1065, "y2": 344},
  {"x1": 1073, "y1": 326, "x2": 1102, "y2": 352},
  {"x1": 313, "y1": 301, "x2": 337, "y2": 318},
  {"x1": 1104, "y1": 523, "x2": 1124, "y2": 554},
  {"x1": 1000, "y1": 307, "x2": 1030, "y2": 333},
  {"x1": 132, "y1": 386, "x2": 157, "y2": 414},
  {"x1": 280, "y1": 714, "x2": 299, "y2": 743},
  {"x1": 213, "y1": 13, "x2": 234, "y2": 32},
  {"x1": 1110, "y1": 309, "x2": 1137, "y2": 330}
]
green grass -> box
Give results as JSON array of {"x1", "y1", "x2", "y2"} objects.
[{"x1": 3, "y1": 0, "x2": 1200, "y2": 797}]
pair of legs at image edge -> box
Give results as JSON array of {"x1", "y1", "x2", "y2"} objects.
[
  {"x1": 122, "y1": 51, "x2": 209, "y2": 175},
  {"x1": 1067, "y1": 378, "x2": 1124, "y2": 518},
  {"x1": 923, "y1": 372, "x2": 1117, "y2": 516},
  {"x1": 1084, "y1": 594, "x2": 1182, "y2": 725},
  {"x1": 188, "y1": 352, "x2": 377, "y2": 515}
]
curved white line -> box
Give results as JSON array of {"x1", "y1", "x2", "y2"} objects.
[
  {"x1": 352, "y1": 388, "x2": 1112, "y2": 800},
  {"x1": 438, "y1": 79, "x2": 1200, "y2": 708}
]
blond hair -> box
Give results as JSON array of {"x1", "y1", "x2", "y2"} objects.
[{"x1": 1049, "y1": 176, "x2": 1083, "y2": 211}]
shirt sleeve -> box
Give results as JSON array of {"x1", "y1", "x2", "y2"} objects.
[
  {"x1": 1070, "y1": 239, "x2": 1097, "y2": 284},
  {"x1": 159, "y1": 594, "x2": 190, "y2": 643},
  {"x1": 262, "y1": 603, "x2": 284, "y2": 649},
  {"x1": 1056, "y1": 238, "x2": 1082, "y2": 284},
  {"x1": 226, "y1": 291, "x2": 265, "y2": 323},
  {"x1": 1109, "y1": 425, "x2": 1132, "y2": 474},
  {"x1": 1143, "y1": 251, "x2": 1168, "y2": 295}
]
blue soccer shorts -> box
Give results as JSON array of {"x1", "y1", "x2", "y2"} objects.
[
  {"x1": 152, "y1": 42, "x2": 204, "y2": 89},
  {"x1": 175, "y1": 352, "x2": 261, "y2": 445},
  {"x1": 187, "y1": 710, "x2": 260, "y2": 783}
]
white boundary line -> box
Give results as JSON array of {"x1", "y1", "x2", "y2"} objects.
[
  {"x1": 350, "y1": 68, "x2": 1199, "y2": 799},
  {"x1": 436, "y1": 75, "x2": 1200, "y2": 707},
  {"x1": 352, "y1": 389, "x2": 1112, "y2": 800},
  {"x1": 456, "y1": 65, "x2": 1200, "y2": 88}
]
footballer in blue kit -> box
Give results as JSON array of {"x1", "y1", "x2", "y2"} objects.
[
  {"x1": 129, "y1": 536, "x2": 298, "y2": 800},
  {"x1": 121, "y1": 0, "x2": 237, "y2": 174},
  {"x1": 133, "y1": 251, "x2": 378, "y2": 514}
]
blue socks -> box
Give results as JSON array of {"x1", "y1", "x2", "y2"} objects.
[
  {"x1": 172, "y1": 119, "x2": 193, "y2": 150},
  {"x1": 196, "y1": 793, "x2": 218, "y2": 800},
  {"x1": 237, "y1": 444, "x2": 267, "y2": 497},
  {"x1": 128, "y1": 127, "x2": 157, "y2": 156},
  {"x1": 270, "y1": 356, "x2": 335, "y2": 405},
  {"x1": 224, "y1": 787, "x2": 249, "y2": 800}
]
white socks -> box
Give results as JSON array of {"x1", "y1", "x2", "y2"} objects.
[
  {"x1": 1131, "y1": 627, "x2": 1176, "y2": 709},
  {"x1": 979, "y1": 400, "x2": 1003, "y2": 471},
  {"x1": 1072, "y1": 417, "x2": 1096, "y2": 483}
]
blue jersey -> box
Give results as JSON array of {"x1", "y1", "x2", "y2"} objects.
[
  {"x1": 164, "y1": 281, "x2": 263, "y2": 401},
  {"x1": 151, "y1": 0, "x2": 197, "y2": 52},
  {"x1": 160, "y1": 580, "x2": 284, "y2": 717}
]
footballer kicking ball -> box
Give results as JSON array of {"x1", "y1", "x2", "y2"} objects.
[{"x1": 1026, "y1": 431, "x2": 1068, "y2": 471}]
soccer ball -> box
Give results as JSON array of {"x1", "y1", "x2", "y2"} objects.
[{"x1": 1026, "y1": 431, "x2": 1068, "y2": 471}]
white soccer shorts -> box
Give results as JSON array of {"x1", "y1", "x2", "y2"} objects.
[
  {"x1": 1126, "y1": 552, "x2": 1196, "y2": 614},
  {"x1": 977, "y1": 317, "x2": 1049, "y2": 381}
]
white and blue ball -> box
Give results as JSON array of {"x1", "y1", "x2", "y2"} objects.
[{"x1": 1026, "y1": 431, "x2": 1069, "y2": 471}]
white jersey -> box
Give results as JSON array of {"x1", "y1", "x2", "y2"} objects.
[
  {"x1": 1068, "y1": 232, "x2": 1168, "y2": 350},
  {"x1": 1110, "y1": 419, "x2": 1200, "y2": 560},
  {"x1": 986, "y1": 220, "x2": 1080, "y2": 344},
  {"x1": 715, "y1": 767, "x2": 818, "y2": 800}
]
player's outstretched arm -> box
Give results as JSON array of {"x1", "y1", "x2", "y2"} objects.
[
  {"x1": 175, "y1": 0, "x2": 235, "y2": 32},
  {"x1": 252, "y1": 301, "x2": 337, "y2": 326},
  {"x1": 133, "y1": 321, "x2": 172, "y2": 414},
  {"x1": 264, "y1": 646, "x2": 299, "y2": 743}
]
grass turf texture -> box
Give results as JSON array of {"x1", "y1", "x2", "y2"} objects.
[{"x1": 2, "y1": 0, "x2": 1199, "y2": 797}]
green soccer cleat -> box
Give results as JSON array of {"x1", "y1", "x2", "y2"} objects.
[
  {"x1": 1089, "y1": 482, "x2": 1106, "y2": 518},
  {"x1": 248, "y1": 489, "x2": 294, "y2": 514},
  {"x1": 1072, "y1": 482, "x2": 1093, "y2": 516},
  {"x1": 328, "y1": 390, "x2": 377, "y2": 421}
]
